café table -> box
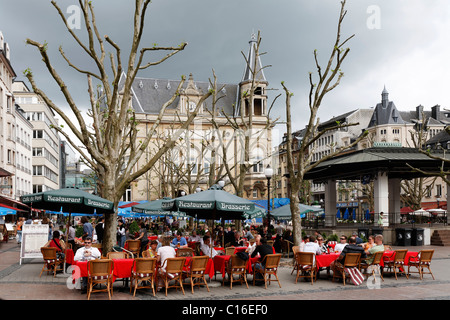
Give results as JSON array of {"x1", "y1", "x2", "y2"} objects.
[
  {"x1": 73, "y1": 258, "x2": 134, "y2": 282},
  {"x1": 213, "y1": 255, "x2": 254, "y2": 278},
  {"x1": 314, "y1": 252, "x2": 340, "y2": 279},
  {"x1": 380, "y1": 250, "x2": 418, "y2": 268},
  {"x1": 183, "y1": 256, "x2": 215, "y2": 279}
]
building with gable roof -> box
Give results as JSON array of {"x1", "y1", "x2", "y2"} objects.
[{"x1": 121, "y1": 35, "x2": 275, "y2": 202}]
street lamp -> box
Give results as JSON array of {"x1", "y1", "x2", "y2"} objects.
[
  {"x1": 181, "y1": 191, "x2": 186, "y2": 196},
  {"x1": 265, "y1": 165, "x2": 273, "y2": 227},
  {"x1": 218, "y1": 180, "x2": 225, "y2": 189}
]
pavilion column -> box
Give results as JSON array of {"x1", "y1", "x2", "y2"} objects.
[
  {"x1": 389, "y1": 178, "x2": 401, "y2": 225},
  {"x1": 324, "y1": 179, "x2": 337, "y2": 227},
  {"x1": 374, "y1": 171, "x2": 389, "y2": 226},
  {"x1": 446, "y1": 175, "x2": 450, "y2": 225}
]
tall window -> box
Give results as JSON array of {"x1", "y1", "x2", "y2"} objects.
[{"x1": 251, "y1": 147, "x2": 264, "y2": 173}]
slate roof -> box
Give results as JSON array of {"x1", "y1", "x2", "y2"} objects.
[{"x1": 121, "y1": 74, "x2": 239, "y2": 116}]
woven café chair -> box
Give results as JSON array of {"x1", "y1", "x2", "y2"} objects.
[
  {"x1": 130, "y1": 258, "x2": 157, "y2": 297},
  {"x1": 383, "y1": 249, "x2": 408, "y2": 280},
  {"x1": 359, "y1": 250, "x2": 384, "y2": 281},
  {"x1": 290, "y1": 246, "x2": 300, "y2": 275},
  {"x1": 223, "y1": 255, "x2": 249, "y2": 289},
  {"x1": 266, "y1": 240, "x2": 274, "y2": 247},
  {"x1": 125, "y1": 240, "x2": 141, "y2": 258},
  {"x1": 160, "y1": 257, "x2": 186, "y2": 297},
  {"x1": 407, "y1": 249, "x2": 435, "y2": 280},
  {"x1": 225, "y1": 247, "x2": 236, "y2": 255},
  {"x1": 176, "y1": 247, "x2": 194, "y2": 257},
  {"x1": 107, "y1": 251, "x2": 129, "y2": 259},
  {"x1": 253, "y1": 254, "x2": 282, "y2": 289},
  {"x1": 281, "y1": 239, "x2": 294, "y2": 258},
  {"x1": 39, "y1": 247, "x2": 64, "y2": 278},
  {"x1": 183, "y1": 256, "x2": 210, "y2": 294},
  {"x1": 87, "y1": 259, "x2": 114, "y2": 300},
  {"x1": 294, "y1": 252, "x2": 316, "y2": 285},
  {"x1": 332, "y1": 253, "x2": 361, "y2": 286}
]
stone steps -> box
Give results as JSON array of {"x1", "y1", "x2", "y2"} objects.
[{"x1": 430, "y1": 230, "x2": 450, "y2": 246}]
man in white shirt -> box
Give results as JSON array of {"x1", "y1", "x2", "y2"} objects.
[
  {"x1": 73, "y1": 236, "x2": 101, "y2": 294},
  {"x1": 303, "y1": 236, "x2": 322, "y2": 255},
  {"x1": 188, "y1": 230, "x2": 201, "y2": 242},
  {"x1": 334, "y1": 235, "x2": 348, "y2": 252},
  {"x1": 200, "y1": 235, "x2": 222, "y2": 258},
  {"x1": 74, "y1": 236, "x2": 101, "y2": 262}
]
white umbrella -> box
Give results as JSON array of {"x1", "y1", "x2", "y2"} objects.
[
  {"x1": 412, "y1": 209, "x2": 432, "y2": 217},
  {"x1": 426, "y1": 208, "x2": 446, "y2": 216}
]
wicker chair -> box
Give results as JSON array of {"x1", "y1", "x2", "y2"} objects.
[
  {"x1": 160, "y1": 257, "x2": 186, "y2": 296},
  {"x1": 39, "y1": 247, "x2": 64, "y2": 278},
  {"x1": 332, "y1": 253, "x2": 361, "y2": 286},
  {"x1": 407, "y1": 249, "x2": 435, "y2": 280},
  {"x1": 383, "y1": 249, "x2": 408, "y2": 280},
  {"x1": 252, "y1": 254, "x2": 282, "y2": 289},
  {"x1": 359, "y1": 250, "x2": 384, "y2": 281},
  {"x1": 290, "y1": 246, "x2": 300, "y2": 275},
  {"x1": 107, "y1": 251, "x2": 129, "y2": 259},
  {"x1": 294, "y1": 252, "x2": 316, "y2": 285},
  {"x1": 176, "y1": 247, "x2": 194, "y2": 257},
  {"x1": 130, "y1": 258, "x2": 157, "y2": 297},
  {"x1": 266, "y1": 240, "x2": 274, "y2": 247},
  {"x1": 223, "y1": 255, "x2": 249, "y2": 289},
  {"x1": 225, "y1": 247, "x2": 236, "y2": 255},
  {"x1": 87, "y1": 259, "x2": 114, "y2": 300},
  {"x1": 183, "y1": 256, "x2": 210, "y2": 294},
  {"x1": 281, "y1": 239, "x2": 294, "y2": 258},
  {"x1": 125, "y1": 240, "x2": 141, "y2": 258}
]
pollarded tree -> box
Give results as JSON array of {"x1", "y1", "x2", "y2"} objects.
[
  {"x1": 281, "y1": 0, "x2": 368, "y2": 246},
  {"x1": 24, "y1": 0, "x2": 211, "y2": 254}
]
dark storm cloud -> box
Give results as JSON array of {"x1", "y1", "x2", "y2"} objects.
[{"x1": 1, "y1": 0, "x2": 450, "y2": 136}]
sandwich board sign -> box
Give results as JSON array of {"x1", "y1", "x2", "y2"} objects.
[{"x1": 20, "y1": 224, "x2": 49, "y2": 265}]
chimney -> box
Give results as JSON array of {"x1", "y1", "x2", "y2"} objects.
[
  {"x1": 432, "y1": 105, "x2": 441, "y2": 121},
  {"x1": 416, "y1": 105, "x2": 424, "y2": 120}
]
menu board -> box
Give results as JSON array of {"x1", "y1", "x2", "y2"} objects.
[{"x1": 20, "y1": 224, "x2": 49, "y2": 265}]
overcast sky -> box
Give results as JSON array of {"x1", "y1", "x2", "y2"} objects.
[{"x1": 2, "y1": 0, "x2": 450, "y2": 143}]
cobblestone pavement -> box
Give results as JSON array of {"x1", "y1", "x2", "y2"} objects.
[{"x1": 1, "y1": 239, "x2": 450, "y2": 301}]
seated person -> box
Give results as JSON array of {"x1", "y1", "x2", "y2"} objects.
[
  {"x1": 365, "y1": 234, "x2": 385, "y2": 264},
  {"x1": 73, "y1": 236, "x2": 102, "y2": 293},
  {"x1": 230, "y1": 231, "x2": 245, "y2": 247},
  {"x1": 74, "y1": 236, "x2": 101, "y2": 262},
  {"x1": 146, "y1": 240, "x2": 158, "y2": 258},
  {"x1": 330, "y1": 236, "x2": 366, "y2": 270},
  {"x1": 303, "y1": 235, "x2": 322, "y2": 255},
  {"x1": 362, "y1": 235, "x2": 375, "y2": 253},
  {"x1": 171, "y1": 234, "x2": 188, "y2": 248},
  {"x1": 45, "y1": 230, "x2": 67, "y2": 259},
  {"x1": 157, "y1": 237, "x2": 176, "y2": 272},
  {"x1": 299, "y1": 235, "x2": 309, "y2": 252},
  {"x1": 317, "y1": 236, "x2": 329, "y2": 254},
  {"x1": 334, "y1": 235, "x2": 348, "y2": 252},
  {"x1": 200, "y1": 235, "x2": 223, "y2": 258},
  {"x1": 251, "y1": 237, "x2": 274, "y2": 271},
  {"x1": 188, "y1": 230, "x2": 201, "y2": 242}
]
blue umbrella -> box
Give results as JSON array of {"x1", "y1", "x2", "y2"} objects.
[
  {"x1": 336, "y1": 209, "x2": 341, "y2": 219},
  {"x1": 343, "y1": 208, "x2": 349, "y2": 220}
]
